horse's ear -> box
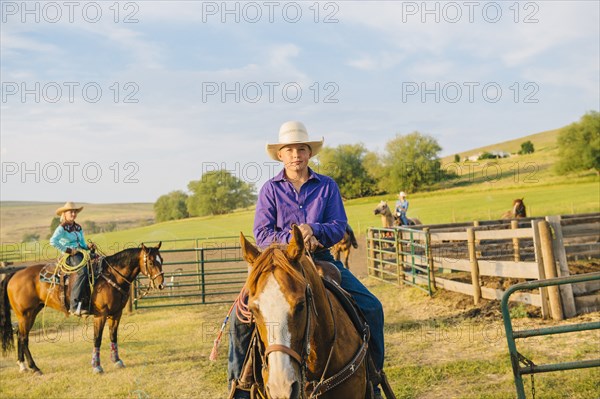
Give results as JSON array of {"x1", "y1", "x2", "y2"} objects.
[
  {"x1": 287, "y1": 224, "x2": 304, "y2": 262},
  {"x1": 240, "y1": 232, "x2": 259, "y2": 265},
  {"x1": 141, "y1": 243, "x2": 147, "y2": 251},
  {"x1": 156, "y1": 241, "x2": 162, "y2": 249}
]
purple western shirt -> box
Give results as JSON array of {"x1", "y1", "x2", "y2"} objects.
[{"x1": 253, "y1": 168, "x2": 348, "y2": 249}]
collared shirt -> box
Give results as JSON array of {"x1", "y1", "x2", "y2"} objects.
[
  {"x1": 50, "y1": 223, "x2": 89, "y2": 254},
  {"x1": 253, "y1": 168, "x2": 347, "y2": 249},
  {"x1": 395, "y1": 199, "x2": 409, "y2": 214}
]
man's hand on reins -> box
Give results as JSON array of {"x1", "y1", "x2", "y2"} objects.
[
  {"x1": 306, "y1": 236, "x2": 323, "y2": 252},
  {"x1": 296, "y1": 224, "x2": 323, "y2": 252}
]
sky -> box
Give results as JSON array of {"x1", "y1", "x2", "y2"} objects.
[{"x1": 1, "y1": 0, "x2": 599, "y2": 203}]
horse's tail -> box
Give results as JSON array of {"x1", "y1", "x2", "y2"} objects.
[{"x1": 0, "y1": 273, "x2": 15, "y2": 355}]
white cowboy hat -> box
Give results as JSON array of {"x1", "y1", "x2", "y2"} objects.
[
  {"x1": 399, "y1": 192, "x2": 407, "y2": 198},
  {"x1": 266, "y1": 121, "x2": 324, "y2": 161},
  {"x1": 55, "y1": 201, "x2": 84, "y2": 216}
]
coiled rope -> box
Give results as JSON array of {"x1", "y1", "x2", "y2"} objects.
[{"x1": 42, "y1": 249, "x2": 93, "y2": 332}]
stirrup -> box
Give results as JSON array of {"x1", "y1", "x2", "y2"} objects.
[{"x1": 228, "y1": 381, "x2": 251, "y2": 399}]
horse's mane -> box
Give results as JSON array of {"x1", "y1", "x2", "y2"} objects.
[
  {"x1": 247, "y1": 244, "x2": 306, "y2": 291},
  {"x1": 105, "y1": 247, "x2": 140, "y2": 265}
]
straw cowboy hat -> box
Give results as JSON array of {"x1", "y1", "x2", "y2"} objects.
[
  {"x1": 266, "y1": 121, "x2": 324, "y2": 161},
  {"x1": 399, "y1": 192, "x2": 407, "y2": 198},
  {"x1": 55, "y1": 202, "x2": 84, "y2": 216}
]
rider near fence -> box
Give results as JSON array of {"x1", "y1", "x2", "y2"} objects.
[
  {"x1": 395, "y1": 192, "x2": 409, "y2": 226},
  {"x1": 227, "y1": 121, "x2": 387, "y2": 399},
  {"x1": 49, "y1": 202, "x2": 96, "y2": 316}
]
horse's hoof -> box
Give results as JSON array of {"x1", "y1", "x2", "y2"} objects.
[
  {"x1": 32, "y1": 369, "x2": 43, "y2": 376},
  {"x1": 92, "y1": 366, "x2": 104, "y2": 374},
  {"x1": 114, "y1": 360, "x2": 125, "y2": 369},
  {"x1": 17, "y1": 362, "x2": 28, "y2": 373}
]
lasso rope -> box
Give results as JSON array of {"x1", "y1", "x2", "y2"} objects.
[
  {"x1": 42, "y1": 249, "x2": 93, "y2": 332},
  {"x1": 209, "y1": 287, "x2": 251, "y2": 361}
]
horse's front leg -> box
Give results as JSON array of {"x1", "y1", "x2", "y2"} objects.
[
  {"x1": 108, "y1": 312, "x2": 125, "y2": 368},
  {"x1": 92, "y1": 316, "x2": 107, "y2": 374}
]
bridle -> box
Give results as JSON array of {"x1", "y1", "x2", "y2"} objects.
[
  {"x1": 101, "y1": 248, "x2": 164, "y2": 298},
  {"x1": 514, "y1": 201, "x2": 526, "y2": 218},
  {"x1": 141, "y1": 250, "x2": 165, "y2": 289},
  {"x1": 257, "y1": 253, "x2": 339, "y2": 399}
]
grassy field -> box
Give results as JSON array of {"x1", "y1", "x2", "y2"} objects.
[
  {"x1": 0, "y1": 202, "x2": 154, "y2": 246},
  {"x1": 0, "y1": 281, "x2": 598, "y2": 399},
  {"x1": 1, "y1": 121, "x2": 598, "y2": 397}
]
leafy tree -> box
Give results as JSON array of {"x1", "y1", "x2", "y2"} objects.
[
  {"x1": 556, "y1": 111, "x2": 600, "y2": 174},
  {"x1": 518, "y1": 140, "x2": 535, "y2": 155},
  {"x1": 154, "y1": 190, "x2": 190, "y2": 222},
  {"x1": 82, "y1": 220, "x2": 99, "y2": 234},
  {"x1": 382, "y1": 132, "x2": 443, "y2": 192},
  {"x1": 362, "y1": 151, "x2": 387, "y2": 194},
  {"x1": 314, "y1": 144, "x2": 377, "y2": 199},
  {"x1": 22, "y1": 233, "x2": 40, "y2": 243},
  {"x1": 47, "y1": 217, "x2": 60, "y2": 239},
  {"x1": 478, "y1": 152, "x2": 497, "y2": 160},
  {"x1": 186, "y1": 170, "x2": 256, "y2": 216},
  {"x1": 454, "y1": 154, "x2": 461, "y2": 163}
]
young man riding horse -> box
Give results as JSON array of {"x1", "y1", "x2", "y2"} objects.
[{"x1": 228, "y1": 121, "x2": 387, "y2": 399}]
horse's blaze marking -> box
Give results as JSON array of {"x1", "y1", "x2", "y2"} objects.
[
  {"x1": 155, "y1": 254, "x2": 162, "y2": 265},
  {"x1": 254, "y1": 274, "x2": 295, "y2": 388}
]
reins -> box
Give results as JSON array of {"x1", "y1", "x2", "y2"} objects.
[{"x1": 94, "y1": 244, "x2": 163, "y2": 301}]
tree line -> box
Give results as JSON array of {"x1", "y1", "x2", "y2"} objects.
[{"x1": 153, "y1": 111, "x2": 599, "y2": 223}]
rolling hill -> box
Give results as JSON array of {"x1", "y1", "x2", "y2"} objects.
[{"x1": 1, "y1": 123, "x2": 598, "y2": 258}]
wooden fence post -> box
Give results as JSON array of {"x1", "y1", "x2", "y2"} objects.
[
  {"x1": 127, "y1": 281, "x2": 134, "y2": 314},
  {"x1": 467, "y1": 227, "x2": 481, "y2": 305},
  {"x1": 538, "y1": 220, "x2": 564, "y2": 320},
  {"x1": 473, "y1": 220, "x2": 482, "y2": 258},
  {"x1": 511, "y1": 220, "x2": 520, "y2": 262},
  {"x1": 424, "y1": 228, "x2": 436, "y2": 290},
  {"x1": 531, "y1": 220, "x2": 549, "y2": 319},
  {"x1": 546, "y1": 216, "x2": 577, "y2": 318}
]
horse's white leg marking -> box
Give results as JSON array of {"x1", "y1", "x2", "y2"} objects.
[{"x1": 254, "y1": 275, "x2": 296, "y2": 398}]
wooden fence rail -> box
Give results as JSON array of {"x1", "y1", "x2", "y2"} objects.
[{"x1": 367, "y1": 213, "x2": 600, "y2": 320}]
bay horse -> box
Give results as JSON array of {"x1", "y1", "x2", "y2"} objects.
[
  {"x1": 373, "y1": 201, "x2": 421, "y2": 227},
  {"x1": 331, "y1": 224, "x2": 358, "y2": 269},
  {"x1": 240, "y1": 225, "x2": 369, "y2": 398},
  {"x1": 502, "y1": 198, "x2": 527, "y2": 219},
  {"x1": 0, "y1": 243, "x2": 164, "y2": 375}
]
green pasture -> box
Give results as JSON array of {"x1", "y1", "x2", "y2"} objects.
[
  {"x1": 1, "y1": 178, "x2": 598, "y2": 261},
  {"x1": 1, "y1": 282, "x2": 597, "y2": 399},
  {"x1": 1, "y1": 123, "x2": 599, "y2": 259}
]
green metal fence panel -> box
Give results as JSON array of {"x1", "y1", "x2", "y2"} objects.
[
  {"x1": 366, "y1": 227, "x2": 432, "y2": 295},
  {"x1": 134, "y1": 238, "x2": 250, "y2": 309},
  {"x1": 501, "y1": 272, "x2": 600, "y2": 399}
]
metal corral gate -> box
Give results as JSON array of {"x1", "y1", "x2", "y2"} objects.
[
  {"x1": 366, "y1": 226, "x2": 434, "y2": 295},
  {"x1": 133, "y1": 236, "x2": 251, "y2": 309},
  {"x1": 501, "y1": 272, "x2": 600, "y2": 399}
]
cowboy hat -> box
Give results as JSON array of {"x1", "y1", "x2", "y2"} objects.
[
  {"x1": 399, "y1": 192, "x2": 407, "y2": 198},
  {"x1": 55, "y1": 202, "x2": 84, "y2": 216},
  {"x1": 266, "y1": 121, "x2": 324, "y2": 161}
]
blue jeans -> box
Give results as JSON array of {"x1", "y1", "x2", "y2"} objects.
[
  {"x1": 399, "y1": 212, "x2": 409, "y2": 226},
  {"x1": 227, "y1": 250, "x2": 385, "y2": 384}
]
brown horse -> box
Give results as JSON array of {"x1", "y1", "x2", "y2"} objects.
[
  {"x1": 331, "y1": 224, "x2": 358, "y2": 269},
  {"x1": 0, "y1": 243, "x2": 164, "y2": 375},
  {"x1": 373, "y1": 201, "x2": 421, "y2": 227},
  {"x1": 502, "y1": 198, "x2": 527, "y2": 219},
  {"x1": 240, "y1": 226, "x2": 368, "y2": 398}
]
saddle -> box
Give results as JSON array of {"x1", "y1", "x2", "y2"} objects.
[
  {"x1": 230, "y1": 261, "x2": 396, "y2": 399},
  {"x1": 38, "y1": 256, "x2": 105, "y2": 311}
]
